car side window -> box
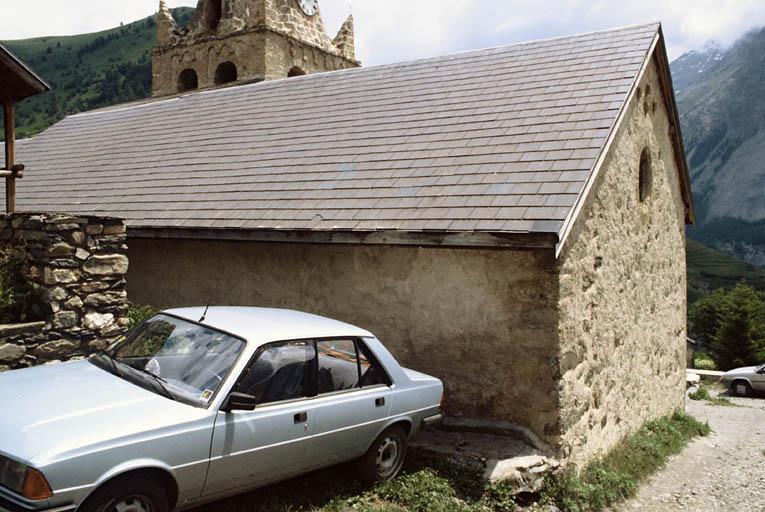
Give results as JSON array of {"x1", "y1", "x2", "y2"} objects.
[
  {"x1": 358, "y1": 341, "x2": 390, "y2": 387},
  {"x1": 237, "y1": 340, "x2": 316, "y2": 405},
  {"x1": 317, "y1": 339, "x2": 360, "y2": 394}
]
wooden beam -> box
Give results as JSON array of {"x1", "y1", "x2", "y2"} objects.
[
  {"x1": 128, "y1": 227, "x2": 560, "y2": 251},
  {"x1": 3, "y1": 102, "x2": 15, "y2": 213}
]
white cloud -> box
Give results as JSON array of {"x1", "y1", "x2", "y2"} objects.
[{"x1": 2, "y1": 0, "x2": 765, "y2": 63}]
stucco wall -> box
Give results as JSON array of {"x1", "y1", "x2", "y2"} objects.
[
  {"x1": 555, "y1": 58, "x2": 688, "y2": 464},
  {"x1": 127, "y1": 239, "x2": 562, "y2": 437}
]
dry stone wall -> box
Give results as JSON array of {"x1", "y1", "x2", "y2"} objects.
[{"x1": 0, "y1": 213, "x2": 130, "y2": 371}]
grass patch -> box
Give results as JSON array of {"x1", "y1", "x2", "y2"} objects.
[
  {"x1": 540, "y1": 411, "x2": 710, "y2": 512},
  {"x1": 705, "y1": 396, "x2": 738, "y2": 407},
  {"x1": 189, "y1": 452, "x2": 518, "y2": 512},
  {"x1": 688, "y1": 386, "x2": 710, "y2": 400},
  {"x1": 689, "y1": 385, "x2": 739, "y2": 407}
]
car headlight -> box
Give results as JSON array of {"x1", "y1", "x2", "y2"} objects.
[{"x1": 0, "y1": 455, "x2": 53, "y2": 500}]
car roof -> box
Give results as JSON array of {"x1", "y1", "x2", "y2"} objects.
[{"x1": 163, "y1": 306, "x2": 373, "y2": 345}]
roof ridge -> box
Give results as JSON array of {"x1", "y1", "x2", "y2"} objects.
[{"x1": 68, "y1": 21, "x2": 661, "y2": 120}]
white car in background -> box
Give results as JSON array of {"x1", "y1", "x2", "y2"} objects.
[
  {"x1": 0, "y1": 307, "x2": 443, "y2": 512},
  {"x1": 720, "y1": 363, "x2": 765, "y2": 397}
]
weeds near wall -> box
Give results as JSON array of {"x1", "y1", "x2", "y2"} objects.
[
  {"x1": 689, "y1": 385, "x2": 738, "y2": 407},
  {"x1": 127, "y1": 302, "x2": 159, "y2": 328},
  {"x1": 540, "y1": 411, "x2": 710, "y2": 511},
  {"x1": 0, "y1": 248, "x2": 41, "y2": 323}
]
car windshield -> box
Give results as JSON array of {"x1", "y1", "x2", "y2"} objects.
[{"x1": 94, "y1": 314, "x2": 245, "y2": 407}]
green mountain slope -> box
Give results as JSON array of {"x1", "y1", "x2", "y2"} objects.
[
  {"x1": 672, "y1": 27, "x2": 765, "y2": 267},
  {"x1": 0, "y1": 7, "x2": 193, "y2": 140},
  {"x1": 686, "y1": 238, "x2": 765, "y2": 305}
]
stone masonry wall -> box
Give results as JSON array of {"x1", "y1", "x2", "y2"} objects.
[
  {"x1": 127, "y1": 239, "x2": 563, "y2": 440},
  {"x1": 0, "y1": 213, "x2": 130, "y2": 371},
  {"x1": 555, "y1": 59, "x2": 688, "y2": 465}
]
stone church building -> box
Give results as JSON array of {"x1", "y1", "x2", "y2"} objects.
[
  {"x1": 152, "y1": 0, "x2": 358, "y2": 95},
  {"x1": 2, "y1": 0, "x2": 694, "y2": 464}
]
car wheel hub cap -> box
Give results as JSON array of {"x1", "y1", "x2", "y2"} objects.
[
  {"x1": 113, "y1": 497, "x2": 151, "y2": 512},
  {"x1": 376, "y1": 436, "x2": 399, "y2": 473}
]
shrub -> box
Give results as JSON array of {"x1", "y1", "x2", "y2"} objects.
[
  {"x1": 694, "y1": 352, "x2": 717, "y2": 371},
  {"x1": 688, "y1": 387, "x2": 710, "y2": 400},
  {"x1": 127, "y1": 302, "x2": 159, "y2": 328},
  {"x1": 0, "y1": 248, "x2": 42, "y2": 323},
  {"x1": 689, "y1": 282, "x2": 765, "y2": 370}
]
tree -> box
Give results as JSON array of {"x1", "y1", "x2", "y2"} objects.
[{"x1": 690, "y1": 282, "x2": 765, "y2": 370}]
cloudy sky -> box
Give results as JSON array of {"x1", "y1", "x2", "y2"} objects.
[{"x1": 2, "y1": 0, "x2": 764, "y2": 64}]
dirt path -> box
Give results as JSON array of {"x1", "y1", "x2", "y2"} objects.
[{"x1": 619, "y1": 389, "x2": 765, "y2": 512}]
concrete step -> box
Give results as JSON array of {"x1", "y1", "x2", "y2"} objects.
[{"x1": 411, "y1": 417, "x2": 559, "y2": 494}]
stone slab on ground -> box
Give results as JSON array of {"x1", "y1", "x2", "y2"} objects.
[{"x1": 410, "y1": 417, "x2": 559, "y2": 494}]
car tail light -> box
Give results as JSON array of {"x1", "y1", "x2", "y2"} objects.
[
  {"x1": 22, "y1": 468, "x2": 53, "y2": 500},
  {"x1": 440, "y1": 393, "x2": 445, "y2": 410}
]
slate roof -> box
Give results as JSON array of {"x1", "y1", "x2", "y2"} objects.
[{"x1": 2, "y1": 22, "x2": 690, "y2": 250}]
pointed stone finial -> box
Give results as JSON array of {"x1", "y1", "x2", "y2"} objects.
[
  {"x1": 157, "y1": 0, "x2": 180, "y2": 47},
  {"x1": 333, "y1": 14, "x2": 355, "y2": 61}
]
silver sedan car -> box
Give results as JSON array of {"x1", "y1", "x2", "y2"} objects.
[
  {"x1": 0, "y1": 307, "x2": 443, "y2": 512},
  {"x1": 720, "y1": 363, "x2": 765, "y2": 397}
]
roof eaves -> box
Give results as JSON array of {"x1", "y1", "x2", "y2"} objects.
[
  {"x1": 0, "y1": 42, "x2": 51, "y2": 102},
  {"x1": 653, "y1": 25, "x2": 695, "y2": 224},
  {"x1": 127, "y1": 226, "x2": 559, "y2": 251},
  {"x1": 554, "y1": 27, "x2": 662, "y2": 259}
]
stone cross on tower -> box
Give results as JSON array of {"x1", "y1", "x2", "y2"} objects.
[{"x1": 151, "y1": 0, "x2": 359, "y2": 97}]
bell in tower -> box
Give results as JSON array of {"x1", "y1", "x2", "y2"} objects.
[{"x1": 152, "y1": 0, "x2": 359, "y2": 97}]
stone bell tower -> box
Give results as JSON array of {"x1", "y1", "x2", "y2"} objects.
[{"x1": 151, "y1": 0, "x2": 359, "y2": 97}]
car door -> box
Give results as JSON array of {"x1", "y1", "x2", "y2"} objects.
[
  {"x1": 753, "y1": 365, "x2": 765, "y2": 392},
  {"x1": 202, "y1": 341, "x2": 318, "y2": 496},
  {"x1": 308, "y1": 339, "x2": 392, "y2": 464}
]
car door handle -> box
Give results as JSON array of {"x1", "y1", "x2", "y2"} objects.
[
  {"x1": 375, "y1": 397, "x2": 385, "y2": 407},
  {"x1": 294, "y1": 412, "x2": 307, "y2": 423}
]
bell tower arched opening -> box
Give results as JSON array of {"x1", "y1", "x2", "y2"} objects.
[
  {"x1": 215, "y1": 62, "x2": 238, "y2": 85},
  {"x1": 178, "y1": 69, "x2": 199, "y2": 92}
]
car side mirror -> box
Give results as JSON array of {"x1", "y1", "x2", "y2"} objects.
[{"x1": 221, "y1": 392, "x2": 257, "y2": 412}]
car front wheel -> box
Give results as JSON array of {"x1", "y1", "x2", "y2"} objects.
[
  {"x1": 80, "y1": 474, "x2": 169, "y2": 512},
  {"x1": 732, "y1": 380, "x2": 753, "y2": 397},
  {"x1": 360, "y1": 425, "x2": 408, "y2": 484}
]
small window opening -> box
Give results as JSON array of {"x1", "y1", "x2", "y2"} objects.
[
  {"x1": 288, "y1": 66, "x2": 306, "y2": 78},
  {"x1": 177, "y1": 69, "x2": 199, "y2": 92},
  {"x1": 214, "y1": 61, "x2": 238, "y2": 85},
  {"x1": 639, "y1": 148, "x2": 652, "y2": 203}
]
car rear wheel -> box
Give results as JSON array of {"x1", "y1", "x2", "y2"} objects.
[
  {"x1": 732, "y1": 380, "x2": 753, "y2": 397},
  {"x1": 359, "y1": 425, "x2": 408, "y2": 484},
  {"x1": 80, "y1": 473, "x2": 169, "y2": 512}
]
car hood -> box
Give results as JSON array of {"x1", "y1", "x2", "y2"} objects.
[
  {"x1": 0, "y1": 360, "x2": 212, "y2": 465},
  {"x1": 723, "y1": 366, "x2": 758, "y2": 377}
]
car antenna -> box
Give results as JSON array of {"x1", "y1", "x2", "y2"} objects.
[
  {"x1": 198, "y1": 303, "x2": 211, "y2": 323},
  {"x1": 199, "y1": 277, "x2": 225, "y2": 323}
]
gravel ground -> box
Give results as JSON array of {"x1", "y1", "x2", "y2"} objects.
[{"x1": 619, "y1": 388, "x2": 765, "y2": 512}]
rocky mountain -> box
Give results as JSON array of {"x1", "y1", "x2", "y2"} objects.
[
  {"x1": 671, "y1": 41, "x2": 724, "y2": 94},
  {"x1": 672, "y1": 27, "x2": 765, "y2": 267}
]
